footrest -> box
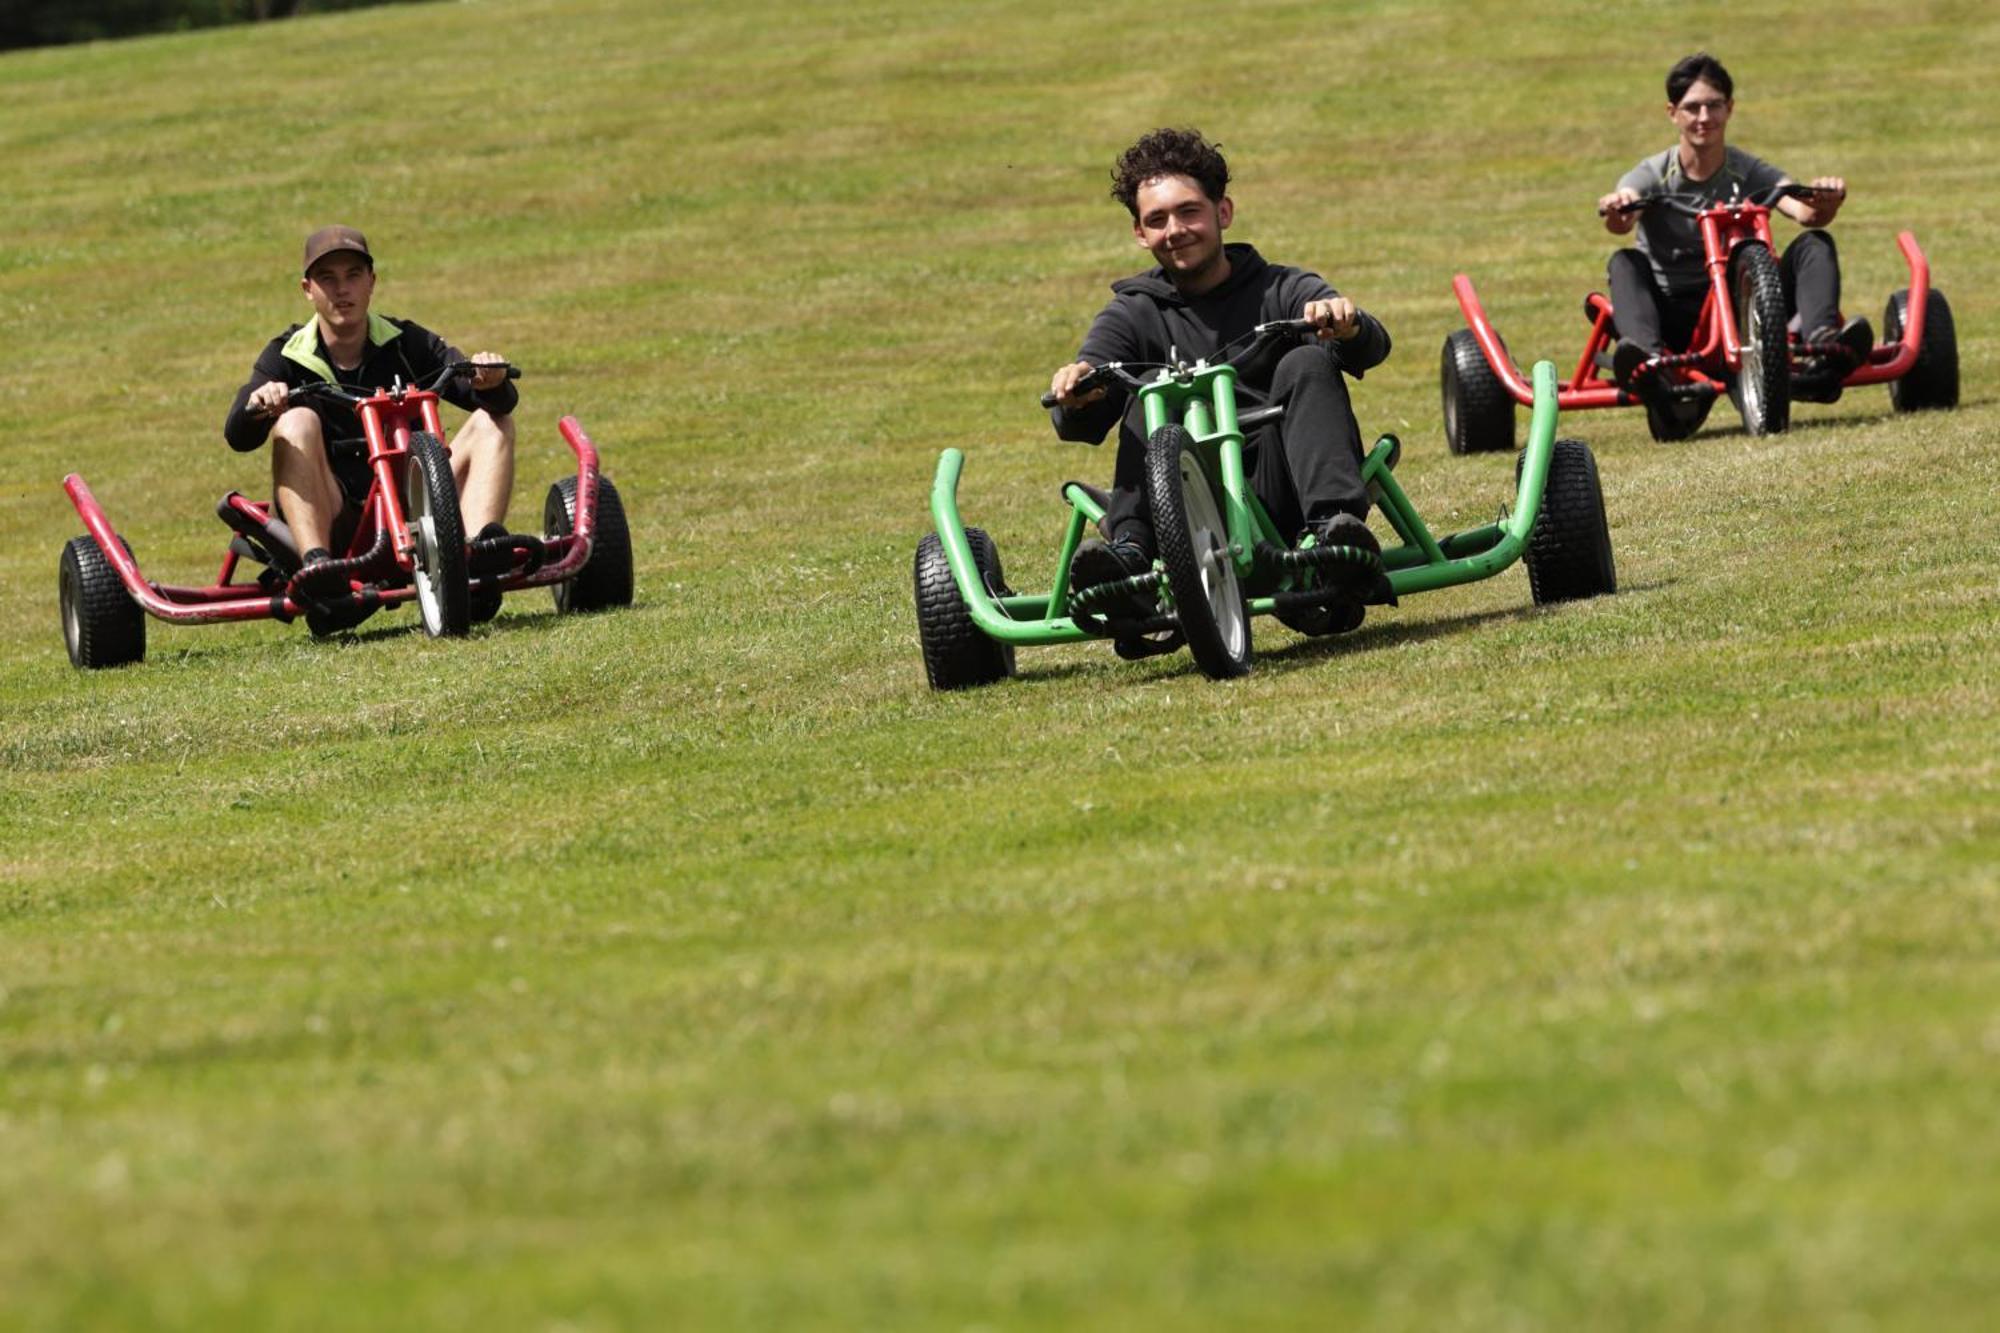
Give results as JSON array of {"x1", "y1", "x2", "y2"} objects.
[
  {"x1": 1255, "y1": 541, "x2": 1383, "y2": 575},
  {"x1": 1068, "y1": 568, "x2": 1163, "y2": 616}
]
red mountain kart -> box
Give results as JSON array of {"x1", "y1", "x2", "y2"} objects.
[
  {"x1": 1442, "y1": 184, "x2": 1958, "y2": 449},
  {"x1": 58, "y1": 362, "x2": 633, "y2": 668}
]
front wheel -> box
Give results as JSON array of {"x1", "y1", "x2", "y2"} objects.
[
  {"x1": 1440, "y1": 328, "x2": 1516, "y2": 454},
  {"x1": 1517, "y1": 439, "x2": 1616, "y2": 605},
  {"x1": 1728, "y1": 242, "x2": 1790, "y2": 436},
  {"x1": 545, "y1": 474, "x2": 635, "y2": 613},
  {"x1": 59, "y1": 533, "x2": 146, "y2": 669},
  {"x1": 1883, "y1": 287, "x2": 1959, "y2": 412},
  {"x1": 405, "y1": 431, "x2": 470, "y2": 637},
  {"x1": 1145, "y1": 425, "x2": 1250, "y2": 679}
]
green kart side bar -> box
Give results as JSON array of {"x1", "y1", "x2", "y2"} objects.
[{"x1": 928, "y1": 360, "x2": 1565, "y2": 646}]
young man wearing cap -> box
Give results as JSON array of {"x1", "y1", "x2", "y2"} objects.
[
  {"x1": 1046, "y1": 127, "x2": 1390, "y2": 627},
  {"x1": 1597, "y1": 52, "x2": 1873, "y2": 408},
  {"x1": 223, "y1": 225, "x2": 519, "y2": 622}
]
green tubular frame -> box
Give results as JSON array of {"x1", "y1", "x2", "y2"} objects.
[{"x1": 928, "y1": 360, "x2": 1564, "y2": 646}]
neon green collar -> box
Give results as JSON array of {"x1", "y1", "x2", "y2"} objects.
[{"x1": 280, "y1": 312, "x2": 402, "y2": 383}]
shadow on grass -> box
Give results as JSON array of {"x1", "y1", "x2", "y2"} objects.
[{"x1": 1000, "y1": 583, "x2": 1672, "y2": 688}]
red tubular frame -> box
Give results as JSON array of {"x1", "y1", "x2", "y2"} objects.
[
  {"x1": 1453, "y1": 224, "x2": 1933, "y2": 412},
  {"x1": 60, "y1": 412, "x2": 600, "y2": 625}
]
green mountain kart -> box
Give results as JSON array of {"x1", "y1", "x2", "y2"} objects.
[{"x1": 914, "y1": 320, "x2": 1615, "y2": 689}]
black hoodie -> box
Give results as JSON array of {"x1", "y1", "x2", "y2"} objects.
[{"x1": 1051, "y1": 242, "x2": 1389, "y2": 445}]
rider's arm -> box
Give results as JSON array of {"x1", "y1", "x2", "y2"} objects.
[
  {"x1": 1050, "y1": 301, "x2": 1142, "y2": 443},
  {"x1": 1777, "y1": 175, "x2": 1846, "y2": 227},
  {"x1": 222, "y1": 338, "x2": 294, "y2": 452},
  {"x1": 406, "y1": 320, "x2": 520, "y2": 418},
  {"x1": 1603, "y1": 158, "x2": 1659, "y2": 236},
  {"x1": 1291, "y1": 273, "x2": 1389, "y2": 376},
  {"x1": 1600, "y1": 188, "x2": 1643, "y2": 235}
]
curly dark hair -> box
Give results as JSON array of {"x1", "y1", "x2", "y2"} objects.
[{"x1": 1110, "y1": 128, "x2": 1230, "y2": 219}]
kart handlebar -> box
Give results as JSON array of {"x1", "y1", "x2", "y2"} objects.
[
  {"x1": 1039, "y1": 317, "x2": 1324, "y2": 409},
  {"x1": 284, "y1": 360, "x2": 520, "y2": 408},
  {"x1": 1598, "y1": 182, "x2": 1829, "y2": 217}
]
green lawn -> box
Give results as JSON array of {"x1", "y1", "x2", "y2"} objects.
[{"x1": 3, "y1": 1, "x2": 1998, "y2": 1327}]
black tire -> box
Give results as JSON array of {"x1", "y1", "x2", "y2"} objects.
[
  {"x1": 405, "y1": 430, "x2": 470, "y2": 637},
  {"x1": 913, "y1": 527, "x2": 1015, "y2": 691},
  {"x1": 58, "y1": 534, "x2": 145, "y2": 669},
  {"x1": 1728, "y1": 242, "x2": 1790, "y2": 436},
  {"x1": 1517, "y1": 439, "x2": 1616, "y2": 605},
  {"x1": 1640, "y1": 380, "x2": 1715, "y2": 443},
  {"x1": 1884, "y1": 287, "x2": 1959, "y2": 412},
  {"x1": 1440, "y1": 328, "x2": 1517, "y2": 454},
  {"x1": 544, "y1": 474, "x2": 635, "y2": 613},
  {"x1": 1145, "y1": 425, "x2": 1251, "y2": 679}
]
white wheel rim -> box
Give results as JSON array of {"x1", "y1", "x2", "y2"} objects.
[
  {"x1": 1740, "y1": 284, "x2": 1765, "y2": 424},
  {"x1": 61, "y1": 576, "x2": 81, "y2": 657},
  {"x1": 409, "y1": 476, "x2": 444, "y2": 634},
  {"x1": 1178, "y1": 449, "x2": 1246, "y2": 658}
]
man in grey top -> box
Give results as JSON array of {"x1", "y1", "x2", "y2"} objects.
[{"x1": 1598, "y1": 52, "x2": 1872, "y2": 404}]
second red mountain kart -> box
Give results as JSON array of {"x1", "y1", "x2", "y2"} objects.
[
  {"x1": 58, "y1": 362, "x2": 634, "y2": 669},
  {"x1": 1442, "y1": 184, "x2": 1958, "y2": 450}
]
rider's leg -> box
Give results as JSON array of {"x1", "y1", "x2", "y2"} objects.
[
  {"x1": 1098, "y1": 404, "x2": 1158, "y2": 559},
  {"x1": 1269, "y1": 344, "x2": 1368, "y2": 536},
  {"x1": 1607, "y1": 249, "x2": 1669, "y2": 358},
  {"x1": 1781, "y1": 231, "x2": 1843, "y2": 337},
  {"x1": 271, "y1": 406, "x2": 344, "y2": 557},
  {"x1": 449, "y1": 409, "x2": 516, "y2": 533}
]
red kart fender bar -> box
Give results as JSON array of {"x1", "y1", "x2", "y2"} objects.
[
  {"x1": 513, "y1": 415, "x2": 600, "y2": 587},
  {"x1": 1452, "y1": 274, "x2": 1538, "y2": 407},
  {"x1": 1843, "y1": 230, "x2": 1928, "y2": 387},
  {"x1": 61, "y1": 473, "x2": 275, "y2": 623}
]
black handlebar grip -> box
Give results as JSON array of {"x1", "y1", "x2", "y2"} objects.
[{"x1": 1040, "y1": 391, "x2": 1059, "y2": 409}]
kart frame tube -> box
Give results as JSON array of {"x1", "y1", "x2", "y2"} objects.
[
  {"x1": 928, "y1": 361, "x2": 1565, "y2": 644},
  {"x1": 61, "y1": 414, "x2": 604, "y2": 624},
  {"x1": 1452, "y1": 230, "x2": 1930, "y2": 409}
]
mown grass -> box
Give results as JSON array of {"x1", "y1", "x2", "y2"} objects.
[{"x1": 3, "y1": 0, "x2": 1998, "y2": 1328}]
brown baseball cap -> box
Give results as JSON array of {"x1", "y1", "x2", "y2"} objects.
[{"x1": 302, "y1": 224, "x2": 372, "y2": 275}]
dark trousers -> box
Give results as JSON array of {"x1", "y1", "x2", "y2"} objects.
[
  {"x1": 1101, "y1": 344, "x2": 1369, "y2": 556},
  {"x1": 1606, "y1": 230, "x2": 1844, "y2": 356}
]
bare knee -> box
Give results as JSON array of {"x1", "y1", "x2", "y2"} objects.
[{"x1": 270, "y1": 406, "x2": 326, "y2": 457}]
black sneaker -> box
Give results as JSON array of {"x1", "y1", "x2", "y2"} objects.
[
  {"x1": 289, "y1": 547, "x2": 348, "y2": 604},
  {"x1": 1612, "y1": 341, "x2": 1651, "y2": 390},
  {"x1": 1613, "y1": 341, "x2": 1673, "y2": 410},
  {"x1": 1069, "y1": 537, "x2": 1155, "y2": 620},
  {"x1": 1311, "y1": 512, "x2": 1382, "y2": 558},
  {"x1": 1302, "y1": 512, "x2": 1384, "y2": 613},
  {"x1": 1832, "y1": 316, "x2": 1875, "y2": 369}
]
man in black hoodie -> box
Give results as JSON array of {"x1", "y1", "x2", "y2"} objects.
[{"x1": 1048, "y1": 128, "x2": 1389, "y2": 616}]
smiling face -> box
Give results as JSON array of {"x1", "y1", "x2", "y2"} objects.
[
  {"x1": 1131, "y1": 173, "x2": 1233, "y2": 293},
  {"x1": 1669, "y1": 77, "x2": 1733, "y2": 153},
  {"x1": 301, "y1": 251, "x2": 374, "y2": 342}
]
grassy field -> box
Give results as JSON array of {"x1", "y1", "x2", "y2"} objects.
[{"x1": 4, "y1": 0, "x2": 1998, "y2": 1327}]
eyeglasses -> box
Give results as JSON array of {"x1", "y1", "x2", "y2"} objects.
[{"x1": 1676, "y1": 97, "x2": 1730, "y2": 118}]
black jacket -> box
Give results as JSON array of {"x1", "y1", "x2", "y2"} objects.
[
  {"x1": 223, "y1": 313, "x2": 518, "y2": 452},
  {"x1": 1051, "y1": 243, "x2": 1389, "y2": 444}
]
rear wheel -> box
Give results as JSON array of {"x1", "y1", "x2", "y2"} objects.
[
  {"x1": 1517, "y1": 439, "x2": 1616, "y2": 605},
  {"x1": 545, "y1": 474, "x2": 635, "y2": 613},
  {"x1": 1883, "y1": 287, "x2": 1959, "y2": 412},
  {"x1": 405, "y1": 431, "x2": 470, "y2": 637},
  {"x1": 1146, "y1": 425, "x2": 1250, "y2": 679},
  {"x1": 59, "y1": 534, "x2": 145, "y2": 669},
  {"x1": 1728, "y1": 242, "x2": 1790, "y2": 436},
  {"x1": 913, "y1": 527, "x2": 1015, "y2": 690},
  {"x1": 1440, "y1": 328, "x2": 1516, "y2": 454}
]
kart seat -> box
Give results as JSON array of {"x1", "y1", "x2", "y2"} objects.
[
  {"x1": 216, "y1": 491, "x2": 301, "y2": 570},
  {"x1": 1063, "y1": 480, "x2": 1116, "y2": 539},
  {"x1": 1583, "y1": 293, "x2": 1618, "y2": 339}
]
